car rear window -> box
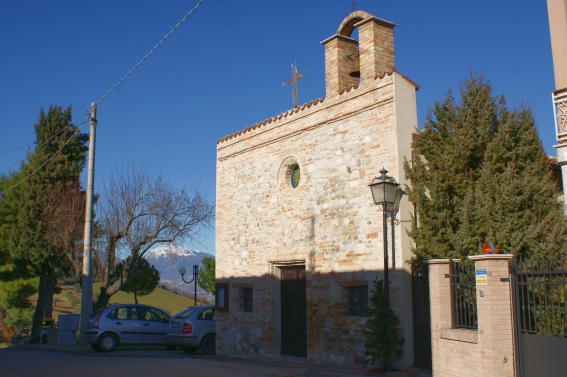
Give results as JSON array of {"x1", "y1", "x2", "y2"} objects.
[
  {"x1": 174, "y1": 308, "x2": 196, "y2": 319},
  {"x1": 91, "y1": 308, "x2": 105, "y2": 319}
]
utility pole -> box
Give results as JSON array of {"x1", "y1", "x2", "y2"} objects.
[{"x1": 80, "y1": 102, "x2": 97, "y2": 340}]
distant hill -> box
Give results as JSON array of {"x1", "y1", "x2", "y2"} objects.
[{"x1": 144, "y1": 245, "x2": 215, "y2": 302}]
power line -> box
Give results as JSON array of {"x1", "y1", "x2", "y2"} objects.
[
  {"x1": 0, "y1": 127, "x2": 82, "y2": 196},
  {"x1": 0, "y1": 115, "x2": 88, "y2": 159},
  {"x1": 1, "y1": 119, "x2": 88, "y2": 172},
  {"x1": 96, "y1": 0, "x2": 204, "y2": 104},
  {"x1": 1, "y1": 0, "x2": 205, "y2": 191}
]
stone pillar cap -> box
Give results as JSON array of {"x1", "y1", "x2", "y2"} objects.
[
  {"x1": 423, "y1": 259, "x2": 454, "y2": 265},
  {"x1": 468, "y1": 253, "x2": 514, "y2": 260}
]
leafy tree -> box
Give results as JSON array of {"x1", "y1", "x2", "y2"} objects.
[
  {"x1": 404, "y1": 72, "x2": 567, "y2": 260},
  {"x1": 115, "y1": 257, "x2": 160, "y2": 304},
  {"x1": 0, "y1": 264, "x2": 37, "y2": 328},
  {"x1": 198, "y1": 256, "x2": 215, "y2": 294},
  {"x1": 0, "y1": 166, "x2": 38, "y2": 331},
  {"x1": 94, "y1": 163, "x2": 214, "y2": 310},
  {"x1": 363, "y1": 278, "x2": 404, "y2": 371},
  {"x1": 5, "y1": 105, "x2": 87, "y2": 340}
]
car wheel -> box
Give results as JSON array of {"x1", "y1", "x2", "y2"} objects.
[
  {"x1": 91, "y1": 344, "x2": 100, "y2": 351},
  {"x1": 200, "y1": 334, "x2": 215, "y2": 355},
  {"x1": 97, "y1": 332, "x2": 118, "y2": 352},
  {"x1": 166, "y1": 345, "x2": 177, "y2": 350},
  {"x1": 183, "y1": 346, "x2": 199, "y2": 354}
]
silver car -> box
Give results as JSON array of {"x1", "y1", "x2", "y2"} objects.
[
  {"x1": 83, "y1": 304, "x2": 172, "y2": 352},
  {"x1": 166, "y1": 305, "x2": 216, "y2": 355}
]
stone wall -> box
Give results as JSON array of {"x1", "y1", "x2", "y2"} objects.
[
  {"x1": 216, "y1": 69, "x2": 417, "y2": 367},
  {"x1": 215, "y1": 11, "x2": 418, "y2": 368}
]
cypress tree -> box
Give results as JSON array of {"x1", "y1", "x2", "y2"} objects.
[
  {"x1": 404, "y1": 72, "x2": 567, "y2": 260},
  {"x1": 8, "y1": 105, "x2": 88, "y2": 340}
]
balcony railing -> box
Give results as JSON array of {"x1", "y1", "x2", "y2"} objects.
[{"x1": 553, "y1": 88, "x2": 567, "y2": 142}]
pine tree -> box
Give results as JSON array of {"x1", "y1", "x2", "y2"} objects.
[
  {"x1": 8, "y1": 105, "x2": 88, "y2": 341},
  {"x1": 404, "y1": 72, "x2": 567, "y2": 260},
  {"x1": 363, "y1": 278, "x2": 404, "y2": 371},
  {"x1": 0, "y1": 167, "x2": 39, "y2": 330}
]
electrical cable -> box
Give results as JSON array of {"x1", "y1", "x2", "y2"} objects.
[
  {"x1": 1, "y1": 0, "x2": 205, "y2": 192},
  {"x1": 95, "y1": 0, "x2": 204, "y2": 105},
  {"x1": 0, "y1": 127, "x2": 82, "y2": 196},
  {"x1": 2, "y1": 119, "x2": 88, "y2": 172}
]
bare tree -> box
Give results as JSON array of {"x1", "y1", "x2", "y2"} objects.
[
  {"x1": 93, "y1": 164, "x2": 214, "y2": 310},
  {"x1": 37, "y1": 180, "x2": 86, "y2": 282}
]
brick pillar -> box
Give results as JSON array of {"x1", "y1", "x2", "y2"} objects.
[
  {"x1": 355, "y1": 17, "x2": 395, "y2": 81},
  {"x1": 469, "y1": 254, "x2": 515, "y2": 377},
  {"x1": 424, "y1": 259, "x2": 451, "y2": 377},
  {"x1": 321, "y1": 34, "x2": 359, "y2": 99}
]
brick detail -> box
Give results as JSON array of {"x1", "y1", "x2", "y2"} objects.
[
  {"x1": 357, "y1": 19, "x2": 395, "y2": 81},
  {"x1": 322, "y1": 35, "x2": 359, "y2": 99}
]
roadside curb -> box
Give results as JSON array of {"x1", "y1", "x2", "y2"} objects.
[{"x1": 4, "y1": 344, "x2": 431, "y2": 376}]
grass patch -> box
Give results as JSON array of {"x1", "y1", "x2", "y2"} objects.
[{"x1": 92, "y1": 283, "x2": 200, "y2": 315}]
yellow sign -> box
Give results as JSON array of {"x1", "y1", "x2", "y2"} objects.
[{"x1": 476, "y1": 269, "x2": 487, "y2": 285}]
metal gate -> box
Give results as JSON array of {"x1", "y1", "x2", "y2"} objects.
[
  {"x1": 513, "y1": 256, "x2": 567, "y2": 377},
  {"x1": 412, "y1": 261, "x2": 431, "y2": 370}
]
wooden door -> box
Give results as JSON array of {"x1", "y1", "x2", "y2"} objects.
[{"x1": 280, "y1": 267, "x2": 307, "y2": 358}]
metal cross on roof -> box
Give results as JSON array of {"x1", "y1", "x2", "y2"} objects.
[{"x1": 282, "y1": 60, "x2": 307, "y2": 108}]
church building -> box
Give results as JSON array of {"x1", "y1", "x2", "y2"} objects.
[{"x1": 215, "y1": 10, "x2": 419, "y2": 368}]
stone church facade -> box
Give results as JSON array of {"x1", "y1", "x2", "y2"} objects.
[{"x1": 215, "y1": 11, "x2": 418, "y2": 368}]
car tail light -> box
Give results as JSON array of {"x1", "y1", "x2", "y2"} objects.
[
  {"x1": 182, "y1": 323, "x2": 192, "y2": 334},
  {"x1": 91, "y1": 314, "x2": 101, "y2": 329}
]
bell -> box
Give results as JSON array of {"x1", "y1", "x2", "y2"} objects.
[{"x1": 349, "y1": 55, "x2": 360, "y2": 78}]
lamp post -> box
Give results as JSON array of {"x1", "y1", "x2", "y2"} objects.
[
  {"x1": 387, "y1": 187, "x2": 405, "y2": 270},
  {"x1": 179, "y1": 265, "x2": 199, "y2": 306},
  {"x1": 368, "y1": 168, "x2": 403, "y2": 308}
]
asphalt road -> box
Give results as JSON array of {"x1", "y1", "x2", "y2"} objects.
[{"x1": 0, "y1": 347, "x2": 376, "y2": 377}]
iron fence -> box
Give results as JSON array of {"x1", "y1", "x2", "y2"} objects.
[
  {"x1": 447, "y1": 259, "x2": 478, "y2": 330},
  {"x1": 514, "y1": 255, "x2": 567, "y2": 337}
]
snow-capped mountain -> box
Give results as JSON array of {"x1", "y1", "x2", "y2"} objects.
[{"x1": 144, "y1": 245, "x2": 214, "y2": 301}]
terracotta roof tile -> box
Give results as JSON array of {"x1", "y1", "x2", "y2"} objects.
[
  {"x1": 217, "y1": 70, "x2": 418, "y2": 145},
  {"x1": 216, "y1": 98, "x2": 325, "y2": 144}
]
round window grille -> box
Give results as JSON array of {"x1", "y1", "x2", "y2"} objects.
[{"x1": 278, "y1": 157, "x2": 302, "y2": 196}]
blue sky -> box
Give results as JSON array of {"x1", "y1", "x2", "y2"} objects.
[{"x1": 0, "y1": 0, "x2": 558, "y2": 256}]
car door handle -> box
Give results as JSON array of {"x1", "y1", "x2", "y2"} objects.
[
  {"x1": 115, "y1": 322, "x2": 122, "y2": 325},
  {"x1": 143, "y1": 323, "x2": 150, "y2": 326}
]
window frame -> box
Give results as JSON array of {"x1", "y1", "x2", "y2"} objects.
[{"x1": 348, "y1": 285, "x2": 369, "y2": 317}]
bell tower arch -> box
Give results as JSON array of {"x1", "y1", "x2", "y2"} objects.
[{"x1": 321, "y1": 11, "x2": 396, "y2": 98}]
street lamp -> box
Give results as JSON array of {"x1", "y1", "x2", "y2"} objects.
[
  {"x1": 368, "y1": 168, "x2": 403, "y2": 308},
  {"x1": 179, "y1": 265, "x2": 199, "y2": 306},
  {"x1": 387, "y1": 186, "x2": 405, "y2": 270}
]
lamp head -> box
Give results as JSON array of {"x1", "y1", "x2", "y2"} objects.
[
  {"x1": 179, "y1": 267, "x2": 186, "y2": 276},
  {"x1": 369, "y1": 168, "x2": 399, "y2": 211}
]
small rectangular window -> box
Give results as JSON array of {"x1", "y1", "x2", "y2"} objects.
[
  {"x1": 348, "y1": 286, "x2": 368, "y2": 316},
  {"x1": 243, "y1": 288, "x2": 253, "y2": 312},
  {"x1": 215, "y1": 283, "x2": 229, "y2": 312}
]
